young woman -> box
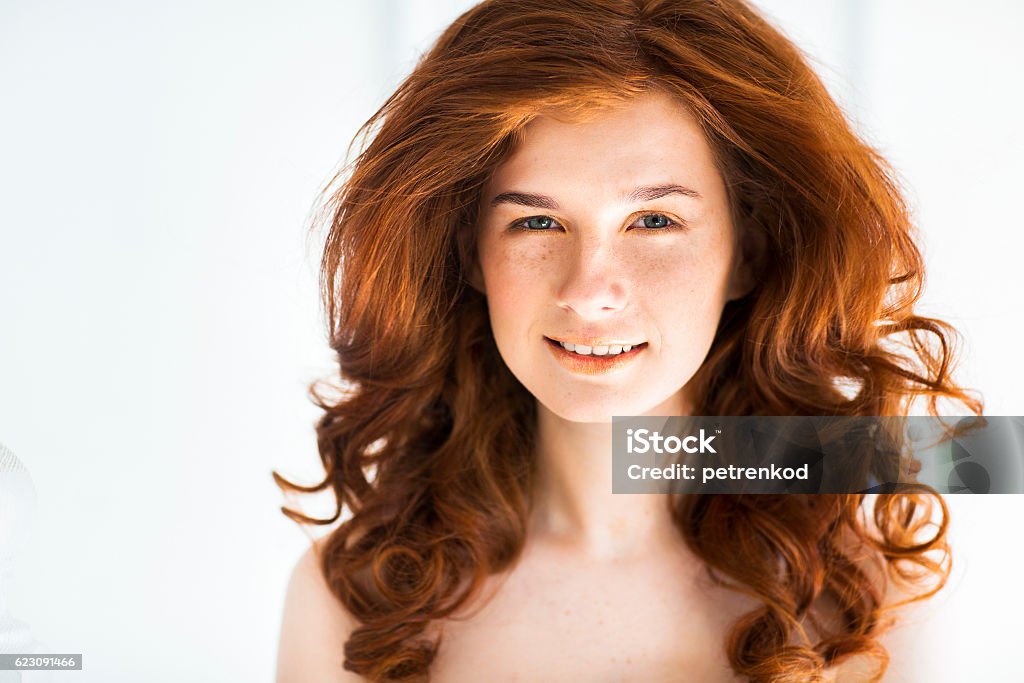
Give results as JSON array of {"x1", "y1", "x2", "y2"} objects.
[{"x1": 275, "y1": 1, "x2": 981, "y2": 680}]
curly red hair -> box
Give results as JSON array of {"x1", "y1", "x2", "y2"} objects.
[{"x1": 275, "y1": 0, "x2": 982, "y2": 680}]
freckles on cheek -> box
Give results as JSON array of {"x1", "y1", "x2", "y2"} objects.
[
  {"x1": 632, "y1": 248, "x2": 733, "y2": 318},
  {"x1": 483, "y1": 243, "x2": 553, "y2": 316},
  {"x1": 632, "y1": 250, "x2": 695, "y2": 295},
  {"x1": 494, "y1": 242, "x2": 552, "y2": 288}
]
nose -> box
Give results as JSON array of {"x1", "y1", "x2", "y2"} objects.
[{"x1": 555, "y1": 235, "x2": 629, "y2": 318}]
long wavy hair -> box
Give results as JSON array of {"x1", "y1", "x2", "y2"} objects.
[{"x1": 274, "y1": 1, "x2": 982, "y2": 680}]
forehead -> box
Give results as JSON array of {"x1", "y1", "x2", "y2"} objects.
[{"x1": 486, "y1": 90, "x2": 724, "y2": 198}]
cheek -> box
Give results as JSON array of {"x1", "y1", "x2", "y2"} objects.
[
  {"x1": 480, "y1": 240, "x2": 551, "y2": 328},
  {"x1": 625, "y1": 240, "x2": 732, "y2": 300},
  {"x1": 625, "y1": 240, "x2": 736, "y2": 351}
]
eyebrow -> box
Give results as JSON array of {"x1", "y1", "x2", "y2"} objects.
[{"x1": 488, "y1": 184, "x2": 702, "y2": 210}]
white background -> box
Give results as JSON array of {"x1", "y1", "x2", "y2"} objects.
[{"x1": 1, "y1": 0, "x2": 1022, "y2": 680}]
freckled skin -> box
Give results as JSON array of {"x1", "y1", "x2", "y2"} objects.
[
  {"x1": 429, "y1": 536, "x2": 756, "y2": 681},
  {"x1": 476, "y1": 90, "x2": 749, "y2": 423}
]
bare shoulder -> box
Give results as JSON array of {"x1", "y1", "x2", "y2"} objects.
[{"x1": 276, "y1": 536, "x2": 366, "y2": 683}]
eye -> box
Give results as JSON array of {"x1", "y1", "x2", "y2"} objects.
[
  {"x1": 631, "y1": 213, "x2": 676, "y2": 230},
  {"x1": 513, "y1": 215, "x2": 562, "y2": 231}
]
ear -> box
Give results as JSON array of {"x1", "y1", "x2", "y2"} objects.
[
  {"x1": 726, "y1": 224, "x2": 765, "y2": 301},
  {"x1": 457, "y1": 221, "x2": 487, "y2": 295},
  {"x1": 466, "y1": 261, "x2": 486, "y2": 295}
]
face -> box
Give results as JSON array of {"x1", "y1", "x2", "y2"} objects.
[{"x1": 476, "y1": 89, "x2": 750, "y2": 422}]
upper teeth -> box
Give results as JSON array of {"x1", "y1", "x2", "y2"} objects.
[{"x1": 559, "y1": 341, "x2": 634, "y2": 356}]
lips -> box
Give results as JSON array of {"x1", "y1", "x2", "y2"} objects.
[{"x1": 544, "y1": 337, "x2": 647, "y2": 375}]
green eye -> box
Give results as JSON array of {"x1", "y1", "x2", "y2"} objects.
[
  {"x1": 640, "y1": 214, "x2": 672, "y2": 229},
  {"x1": 523, "y1": 216, "x2": 556, "y2": 230}
]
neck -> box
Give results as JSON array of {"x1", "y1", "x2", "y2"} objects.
[{"x1": 528, "y1": 391, "x2": 690, "y2": 560}]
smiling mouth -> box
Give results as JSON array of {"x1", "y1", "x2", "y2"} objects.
[
  {"x1": 543, "y1": 337, "x2": 648, "y2": 375},
  {"x1": 544, "y1": 337, "x2": 648, "y2": 356}
]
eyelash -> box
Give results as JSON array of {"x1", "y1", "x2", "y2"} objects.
[{"x1": 508, "y1": 212, "x2": 685, "y2": 233}]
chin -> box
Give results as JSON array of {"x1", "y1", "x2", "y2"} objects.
[{"x1": 538, "y1": 390, "x2": 681, "y2": 423}]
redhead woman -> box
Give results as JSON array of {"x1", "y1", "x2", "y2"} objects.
[{"x1": 274, "y1": 1, "x2": 980, "y2": 681}]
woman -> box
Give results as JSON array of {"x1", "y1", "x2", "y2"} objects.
[{"x1": 275, "y1": 0, "x2": 981, "y2": 680}]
